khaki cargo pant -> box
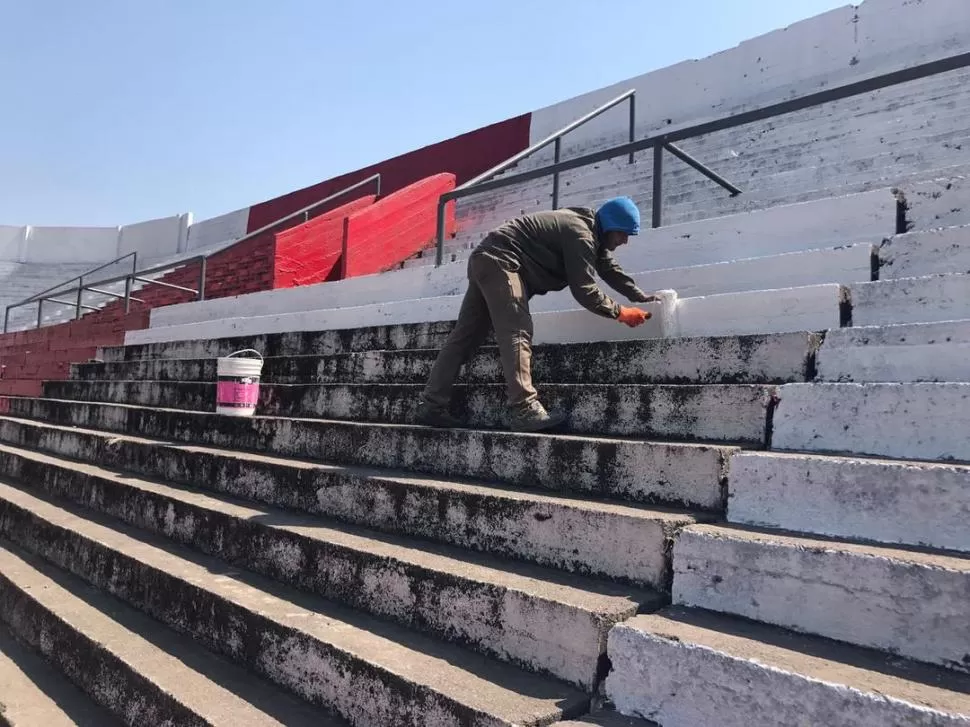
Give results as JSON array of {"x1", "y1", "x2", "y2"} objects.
[{"x1": 421, "y1": 251, "x2": 537, "y2": 410}]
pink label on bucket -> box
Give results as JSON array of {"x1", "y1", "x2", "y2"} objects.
[{"x1": 217, "y1": 380, "x2": 259, "y2": 407}]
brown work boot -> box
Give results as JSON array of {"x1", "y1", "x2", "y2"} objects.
[
  {"x1": 509, "y1": 400, "x2": 566, "y2": 433},
  {"x1": 415, "y1": 402, "x2": 463, "y2": 428}
]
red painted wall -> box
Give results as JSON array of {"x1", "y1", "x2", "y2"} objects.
[
  {"x1": 273, "y1": 195, "x2": 375, "y2": 288},
  {"x1": 339, "y1": 174, "x2": 456, "y2": 279},
  {"x1": 245, "y1": 114, "x2": 531, "y2": 233}
]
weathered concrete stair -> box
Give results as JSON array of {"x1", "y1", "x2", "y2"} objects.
[
  {"x1": 0, "y1": 543, "x2": 338, "y2": 726},
  {"x1": 772, "y1": 382, "x2": 970, "y2": 462},
  {"x1": 0, "y1": 417, "x2": 711, "y2": 585},
  {"x1": 672, "y1": 524, "x2": 970, "y2": 673},
  {"x1": 817, "y1": 320, "x2": 970, "y2": 383},
  {"x1": 0, "y1": 443, "x2": 654, "y2": 689},
  {"x1": 79, "y1": 330, "x2": 821, "y2": 386},
  {"x1": 41, "y1": 380, "x2": 775, "y2": 444},
  {"x1": 0, "y1": 398, "x2": 735, "y2": 510},
  {"x1": 727, "y1": 450, "x2": 970, "y2": 553},
  {"x1": 0, "y1": 481, "x2": 590, "y2": 725},
  {"x1": 0, "y1": 617, "x2": 123, "y2": 727},
  {"x1": 605, "y1": 606, "x2": 970, "y2": 727}
]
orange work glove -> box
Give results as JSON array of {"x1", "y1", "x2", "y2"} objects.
[{"x1": 617, "y1": 306, "x2": 651, "y2": 328}]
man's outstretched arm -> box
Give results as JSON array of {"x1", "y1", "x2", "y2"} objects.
[{"x1": 596, "y1": 250, "x2": 661, "y2": 302}]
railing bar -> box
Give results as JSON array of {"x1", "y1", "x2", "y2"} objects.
[
  {"x1": 664, "y1": 142, "x2": 742, "y2": 196},
  {"x1": 456, "y1": 89, "x2": 636, "y2": 192},
  {"x1": 130, "y1": 278, "x2": 199, "y2": 294},
  {"x1": 652, "y1": 144, "x2": 664, "y2": 229},
  {"x1": 45, "y1": 297, "x2": 100, "y2": 311},
  {"x1": 83, "y1": 286, "x2": 139, "y2": 300}
]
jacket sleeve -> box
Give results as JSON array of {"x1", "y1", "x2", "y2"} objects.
[
  {"x1": 561, "y1": 229, "x2": 622, "y2": 319},
  {"x1": 596, "y1": 250, "x2": 650, "y2": 302}
]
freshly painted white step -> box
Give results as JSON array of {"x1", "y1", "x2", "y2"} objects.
[
  {"x1": 672, "y1": 524, "x2": 970, "y2": 672},
  {"x1": 531, "y1": 245, "x2": 873, "y2": 313},
  {"x1": 669, "y1": 284, "x2": 844, "y2": 338},
  {"x1": 727, "y1": 451, "x2": 970, "y2": 553},
  {"x1": 126, "y1": 284, "x2": 842, "y2": 348},
  {"x1": 771, "y1": 382, "x2": 970, "y2": 461},
  {"x1": 605, "y1": 607, "x2": 970, "y2": 727},
  {"x1": 851, "y1": 272, "x2": 970, "y2": 327},
  {"x1": 817, "y1": 320, "x2": 970, "y2": 382},
  {"x1": 879, "y1": 225, "x2": 970, "y2": 279},
  {"x1": 147, "y1": 190, "x2": 891, "y2": 333}
]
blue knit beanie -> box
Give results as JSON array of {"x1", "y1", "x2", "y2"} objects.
[{"x1": 595, "y1": 197, "x2": 641, "y2": 235}]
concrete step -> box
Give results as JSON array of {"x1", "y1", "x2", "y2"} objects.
[
  {"x1": 531, "y1": 244, "x2": 874, "y2": 314},
  {"x1": 0, "y1": 482, "x2": 589, "y2": 724},
  {"x1": 771, "y1": 382, "x2": 970, "y2": 462},
  {"x1": 150, "y1": 190, "x2": 893, "y2": 333},
  {"x1": 605, "y1": 606, "x2": 970, "y2": 727},
  {"x1": 817, "y1": 320, "x2": 970, "y2": 382},
  {"x1": 43, "y1": 380, "x2": 775, "y2": 444},
  {"x1": 0, "y1": 542, "x2": 338, "y2": 726},
  {"x1": 672, "y1": 524, "x2": 970, "y2": 672},
  {"x1": 0, "y1": 399, "x2": 735, "y2": 510},
  {"x1": 552, "y1": 711, "x2": 657, "y2": 726},
  {"x1": 727, "y1": 451, "x2": 970, "y2": 553},
  {"x1": 0, "y1": 416, "x2": 712, "y2": 586},
  {"x1": 0, "y1": 620, "x2": 123, "y2": 727},
  {"x1": 878, "y1": 224, "x2": 970, "y2": 280},
  {"x1": 92, "y1": 330, "x2": 820, "y2": 384},
  {"x1": 851, "y1": 272, "x2": 970, "y2": 327},
  {"x1": 123, "y1": 282, "x2": 844, "y2": 350},
  {"x1": 0, "y1": 444, "x2": 654, "y2": 688}
]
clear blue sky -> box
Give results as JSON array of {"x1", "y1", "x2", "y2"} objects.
[{"x1": 0, "y1": 0, "x2": 849, "y2": 227}]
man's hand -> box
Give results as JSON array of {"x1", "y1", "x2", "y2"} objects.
[
  {"x1": 617, "y1": 306, "x2": 651, "y2": 327},
  {"x1": 631, "y1": 291, "x2": 663, "y2": 304}
]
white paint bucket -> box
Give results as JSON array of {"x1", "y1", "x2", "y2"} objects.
[{"x1": 215, "y1": 349, "x2": 264, "y2": 417}]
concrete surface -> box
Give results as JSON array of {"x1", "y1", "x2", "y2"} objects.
[
  {"x1": 0, "y1": 415, "x2": 711, "y2": 586},
  {"x1": 43, "y1": 380, "x2": 775, "y2": 444},
  {"x1": 0, "y1": 399, "x2": 735, "y2": 510},
  {"x1": 0, "y1": 482, "x2": 589, "y2": 726},
  {"x1": 673, "y1": 524, "x2": 970, "y2": 671},
  {"x1": 879, "y1": 225, "x2": 970, "y2": 279},
  {"x1": 728, "y1": 451, "x2": 970, "y2": 553},
  {"x1": 80, "y1": 331, "x2": 820, "y2": 386},
  {"x1": 0, "y1": 543, "x2": 335, "y2": 726},
  {"x1": 851, "y1": 272, "x2": 970, "y2": 327},
  {"x1": 0, "y1": 444, "x2": 653, "y2": 689},
  {"x1": 771, "y1": 382, "x2": 970, "y2": 461},
  {"x1": 605, "y1": 606, "x2": 970, "y2": 727},
  {"x1": 816, "y1": 320, "x2": 970, "y2": 382}
]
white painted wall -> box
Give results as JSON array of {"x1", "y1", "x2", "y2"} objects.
[
  {"x1": 185, "y1": 207, "x2": 250, "y2": 252},
  {"x1": 117, "y1": 214, "x2": 188, "y2": 260},
  {"x1": 24, "y1": 226, "x2": 120, "y2": 264},
  {"x1": 0, "y1": 226, "x2": 25, "y2": 262}
]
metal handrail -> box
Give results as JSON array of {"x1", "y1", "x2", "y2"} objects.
[
  {"x1": 435, "y1": 89, "x2": 637, "y2": 265},
  {"x1": 432, "y1": 49, "x2": 970, "y2": 265},
  {"x1": 3, "y1": 173, "x2": 383, "y2": 333}
]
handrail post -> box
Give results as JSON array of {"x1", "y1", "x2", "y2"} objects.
[
  {"x1": 75, "y1": 275, "x2": 84, "y2": 321},
  {"x1": 628, "y1": 94, "x2": 636, "y2": 164},
  {"x1": 198, "y1": 257, "x2": 207, "y2": 301},
  {"x1": 3, "y1": 306, "x2": 9, "y2": 334},
  {"x1": 131, "y1": 252, "x2": 138, "y2": 275},
  {"x1": 124, "y1": 276, "x2": 133, "y2": 314},
  {"x1": 36, "y1": 299, "x2": 44, "y2": 329},
  {"x1": 552, "y1": 138, "x2": 562, "y2": 209},
  {"x1": 652, "y1": 143, "x2": 664, "y2": 229},
  {"x1": 435, "y1": 199, "x2": 447, "y2": 267}
]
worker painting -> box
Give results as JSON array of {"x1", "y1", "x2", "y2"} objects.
[{"x1": 416, "y1": 196, "x2": 659, "y2": 433}]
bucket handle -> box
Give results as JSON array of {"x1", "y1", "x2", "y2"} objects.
[{"x1": 225, "y1": 349, "x2": 264, "y2": 361}]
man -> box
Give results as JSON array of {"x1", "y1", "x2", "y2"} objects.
[{"x1": 416, "y1": 196, "x2": 657, "y2": 433}]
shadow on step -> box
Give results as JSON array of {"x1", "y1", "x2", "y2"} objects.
[
  {"x1": 0, "y1": 622, "x2": 123, "y2": 727},
  {"x1": 2, "y1": 541, "x2": 347, "y2": 726}
]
